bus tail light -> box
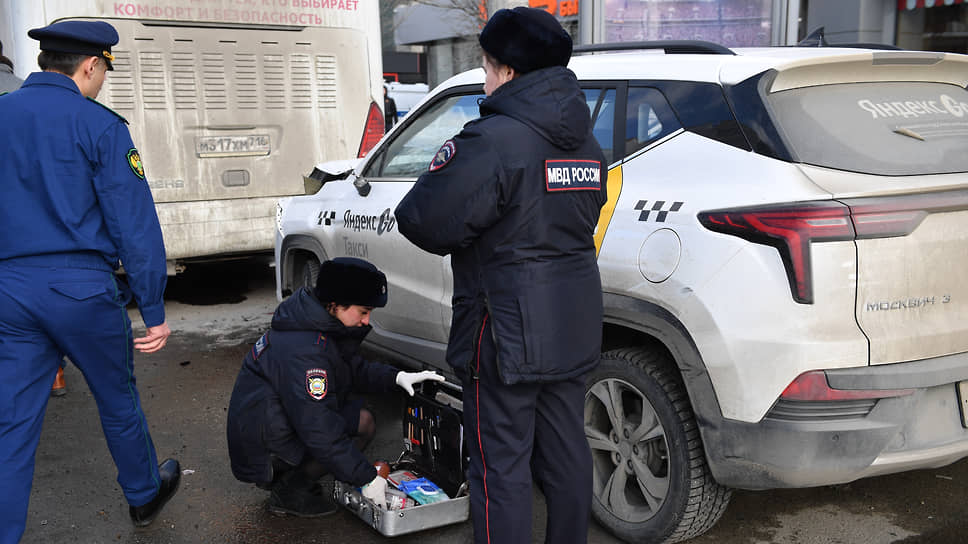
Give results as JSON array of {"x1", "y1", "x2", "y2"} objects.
[{"x1": 358, "y1": 102, "x2": 384, "y2": 158}]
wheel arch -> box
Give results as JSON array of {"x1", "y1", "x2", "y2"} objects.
[
  {"x1": 602, "y1": 293, "x2": 726, "y2": 452},
  {"x1": 278, "y1": 235, "x2": 328, "y2": 297}
]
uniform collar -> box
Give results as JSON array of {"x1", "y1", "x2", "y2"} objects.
[
  {"x1": 0, "y1": 64, "x2": 13, "y2": 74},
  {"x1": 22, "y1": 71, "x2": 81, "y2": 94}
]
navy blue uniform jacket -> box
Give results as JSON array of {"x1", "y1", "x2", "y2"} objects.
[
  {"x1": 226, "y1": 288, "x2": 398, "y2": 486},
  {"x1": 395, "y1": 66, "x2": 607, "y2": 384}
]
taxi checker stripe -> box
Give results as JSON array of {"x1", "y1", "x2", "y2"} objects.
[{"x1": 635, "y1": 200, "x2": 683, "y2": 222}]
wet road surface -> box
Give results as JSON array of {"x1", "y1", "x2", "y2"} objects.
[{"x1": 22, "y1": 261, "x2": 968, "y2": 543}]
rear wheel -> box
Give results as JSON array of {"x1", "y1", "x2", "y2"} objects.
[{"x1": 585, "y1": 347, "x2": 731, "y2": 543}]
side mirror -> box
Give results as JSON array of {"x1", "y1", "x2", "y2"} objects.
[{"x1": 353, "y1": 177, "x2": 371, "y2": 197}]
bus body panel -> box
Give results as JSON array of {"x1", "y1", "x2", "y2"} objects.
[{"x1": 1, "y1": 0, "x2": 383, "y2": 266}]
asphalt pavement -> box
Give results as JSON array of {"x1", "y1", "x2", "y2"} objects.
[{"x1": 20, "y1": 261, "x2": 968, "y2": 544}]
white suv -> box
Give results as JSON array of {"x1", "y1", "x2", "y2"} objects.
[{"x1": 275, "y1": 42, "x2": 968, "y2": 543}]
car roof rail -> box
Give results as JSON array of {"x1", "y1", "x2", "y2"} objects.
[
  {"x1": 796, "y1": 26, "x2": 902, "y2": 50},
  {"x1": 573, "y1": 40, "x2": 735, "y2": 56}
]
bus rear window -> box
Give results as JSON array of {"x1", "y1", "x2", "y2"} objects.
[{"x1": 768, "y1": 81, "x2": 968, "y2": 176}]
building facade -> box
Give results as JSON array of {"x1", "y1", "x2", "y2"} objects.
[{"x1": 386, "y1": 0, "x2": 967, "y2": 87}]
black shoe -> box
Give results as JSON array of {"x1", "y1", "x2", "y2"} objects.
[
  {"x1": 267, "y1": 476, "x2": 337, "y2": 518},
  {"x1": 130, "y1": 458, "x2": 181, "y2": 527}
]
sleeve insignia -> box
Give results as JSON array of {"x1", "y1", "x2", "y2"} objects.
[
  {"x1": 428, "y1": 139, "x2": 456, "y2": 172},
  {"x1": 250, "y1": 332, "x2": 269, "y2": 360},
  {"x1": 306, "y1": 369, "x2": 328, "y2": 400},
  {"x1": 127, "y1": 149, "x2": 146, "y2": 180}
]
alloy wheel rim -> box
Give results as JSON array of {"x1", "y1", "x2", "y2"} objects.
[{"x1": 585, "y1": 377, "x2": 671, "y2": 523}]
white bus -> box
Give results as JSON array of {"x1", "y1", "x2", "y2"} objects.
[{"x1": 1, "y1": 0, "x2": 386, "y2": 273}]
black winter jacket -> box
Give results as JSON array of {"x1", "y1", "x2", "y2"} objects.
[
  {"x1": 226, "y1": 288, "x2": 398, "y2": 486},
  {"x1": 395, "y1": 66, "x2": 607, "y2": 385}
]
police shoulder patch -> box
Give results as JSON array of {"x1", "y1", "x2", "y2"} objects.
[
  {"x1": 251, "y1": 332, "x2": 270, "y2": 360},
  {"x1": 306, "y1": 368, "x2": 328, "y2": 400},
  {"x1": 86, "y1": 97, "x2": 129, "y2": 124},
  {"x1": 429, "y1": 139, "x2": 456, "y2": 172},
  {"x1": 127, "y1": 148, "x2": 145, "y2": 180},
  {"x1": 544, "y1": 159, "x2": 602, "y2": 192}
]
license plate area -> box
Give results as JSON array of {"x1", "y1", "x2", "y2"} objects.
[
  {"x1": 196, "y1": 134, "x2": 270, "y2": 157},
  {"x1": 957, "y1": 381, "x2": 968, "y2": 428}
]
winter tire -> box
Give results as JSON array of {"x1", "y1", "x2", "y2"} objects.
[{"x1": 585, "y1": 346, "x2": 731, "y2": 543}]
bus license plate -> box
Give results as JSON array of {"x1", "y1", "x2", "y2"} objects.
[
  {"x1": 958, "y1": 381, "x2": 968, "y2": 428},
  {"x1": 196, "y1": 135, "x2": 270, "y2": 158}
]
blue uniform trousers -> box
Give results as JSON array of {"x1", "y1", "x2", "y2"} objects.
[
  {"x1": 462, "y1": 317, "x2": 593, "y2": 544},
  {"x1": 0, "y1": 254, "x2": 161, "y2": 544}
]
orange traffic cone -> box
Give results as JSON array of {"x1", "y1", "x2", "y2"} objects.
[{"x1": 51, "y1": 367, "x2": 66, "y2": 397}]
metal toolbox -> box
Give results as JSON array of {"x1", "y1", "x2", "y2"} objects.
[
  {"x1": 333, "y1": 479, "x2": 469, "y2": 536},
  {"x1": 334, "y1": 381, "x2": 469, "y2": 536}
]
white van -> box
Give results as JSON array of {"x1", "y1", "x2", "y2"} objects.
[{"x1": 387, "y1": 81, "x2": 428, "y2": 122}]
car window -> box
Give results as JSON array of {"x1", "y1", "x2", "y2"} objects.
[
  {"x1": 368, "y1": 93, "x2": 484, "y2": 179},
  {"x1": 584, "y1": 87, "x2": 617, "y2": 165},
  {"x1": 625, "y1": 86, "x2": 681, "y2": 158},
  {"x1": 768, "y1": 81, "x2": 968, "y2": 175}
]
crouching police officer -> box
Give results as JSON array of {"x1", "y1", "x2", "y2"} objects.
[
  {"x1": 395, "y1": 7, "x2": 607, "y2": 544},
  {"x1": 227, "y1": 258, "x2": 444, "y2": 517},
  {"x1": 0, "y1": 20, "x2": 178, "y2": 543}
]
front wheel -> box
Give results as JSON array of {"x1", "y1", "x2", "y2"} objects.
[
  {"x1": 294, "y1": 257, "x2": 320, "y2": 294},
  {"x1": 585, "y1": 347, "x2": 731, "y2": 543}
]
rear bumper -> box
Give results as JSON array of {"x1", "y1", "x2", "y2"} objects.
[
  {"x1": 156, "y1": 198, "x2": 276, "y2": 260},
  {"x1": 704, "y1": 351, "x2": 968, "y2": 490}
]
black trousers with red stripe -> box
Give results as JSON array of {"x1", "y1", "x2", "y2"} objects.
[{"x1": 461, "y1": 318, "x2": 593, "y2": 544}]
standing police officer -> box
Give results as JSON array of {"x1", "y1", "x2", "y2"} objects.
[
  {"x1": 395, "y1": 7, "x2": 607, "y2": 544},
  {"x1": 0, "y1": 21, "x2": 179, "y2": 542}
]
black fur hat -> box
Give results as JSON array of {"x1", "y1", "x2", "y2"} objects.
[
  {"x1": 314, "y1": 258, "x2": 388, "y2": 308},
  {"x1": 479, "y1": 7, "x2": 572, "y2": 74}
]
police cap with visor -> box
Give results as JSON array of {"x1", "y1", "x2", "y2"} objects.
[
  {"x1": 28, "y1": 20, "x2": 119, "y2": 70},
  {"x1": 478, "y1": 6, "x2": 572, "y2": 74}
]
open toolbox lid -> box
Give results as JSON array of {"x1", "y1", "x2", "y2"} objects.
[{"x1": 400, "y1": 380, "x2": 468, "y2": 497}]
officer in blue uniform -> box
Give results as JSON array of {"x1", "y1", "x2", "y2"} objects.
[
  {"x1": 0, "y1": 20, "x2": 180, "y2": 542},
  {"x1": 395, "y1": 8, "x2": 607, "y2": 544}
]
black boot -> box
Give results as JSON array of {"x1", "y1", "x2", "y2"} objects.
[
  {"x1": 267, "y1": 470, "x2": 337, "y2": 518},
  {"x1": 130, "y1": 458, "x2": 181, "y2": 527}
]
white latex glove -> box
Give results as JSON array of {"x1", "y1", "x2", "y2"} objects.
[
  {"x1": 361, "y1": 475, "x2": 387, "y2": 508},
  {"x1": 395, "y1": 370, "x2": 445, "y2": 396}
]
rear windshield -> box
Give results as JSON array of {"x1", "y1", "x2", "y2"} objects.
[{"x1": 768, "y1": 81, "x2": 968, "y2": 176}]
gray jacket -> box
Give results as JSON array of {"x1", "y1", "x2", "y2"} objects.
[{"x1": 0, "y1": 63, "x2": 22, "y2": 94}]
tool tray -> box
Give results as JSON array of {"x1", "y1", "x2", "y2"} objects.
[{"x1": 334, "y1": 380, "x2": 469, "y2": 536}]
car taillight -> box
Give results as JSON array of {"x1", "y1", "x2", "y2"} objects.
[
  {"x1": 845, "y1": 193, "x2": 940, "y2": 239},
  {"x1": 698, "y1": 202, "x2": 854, "y2": 304},
  {"x1": 357, "y1": 102, "x2": 384, "y2": 158},
  {"x1": 780, "y1": 370, "x2": 914, "y2": 401}
]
